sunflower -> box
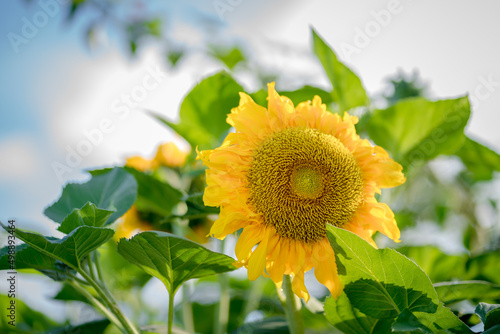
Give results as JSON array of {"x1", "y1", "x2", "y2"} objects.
[
  {"x1": 198, "y1": 83, "x2": 405, "y2": 301},
  {"x1": 125, "y1": 142, "x2": 188, "y2": 171},
  {"x1": 114, "y1": 205, "x2": 153, "y2": 240}
]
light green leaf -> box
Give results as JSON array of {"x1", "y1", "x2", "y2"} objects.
[
  {"x1": 152, "y1": 72, "x2": 243, "y2": 150},
  {"x1": 53, "y1": 283, "x2": 92, "y2": 305},
  {"x1": 475, "y1": 303, "x2": 500, "y2": 330},
  {"x1": 312, "y1": 29, "x2": 369, "y2": 111},
  {"x1": 392, "y1": 309, "x2": 433, "y2": 334},
  {"x1": 58, "y1": 202, "x2": 114, "y2": 234},
  {"x1": 324, "y1": 292, "x2": 380, "y2": 334},
  {"x1": 367, "y1": 96, "x2": 470, "y2": 167},
  {"x1": 117, "y1": 231, "x2": 236, "y2": 294},
  {"x1": 455, "y1": 136, "x2": 500, "y2": 181},
  {"x1": 326, "y1": 225, "x2": 472, "y2": 333},
  {"x1": 0, "y1": 295, "x2": 58, "y2": 331},
  {"x1": 434, "y1": 281, "x2": 500, "y2": 305},
  {"x1": 213, "y1": 47, "x2": 245, "y2": 69},
  {"x1": 45, "y1": 168, "x2": 137, "y2": 225},
  {"x1": 124, "y1": 167, "x2": 183, "y2": 217},
  {"x1": 5, "y1": 225, "x2": 114, "y2": 269}
]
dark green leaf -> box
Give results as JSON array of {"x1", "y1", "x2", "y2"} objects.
[
  {"x1": 326, "y1": 225, "x2": 472, "y2": 333},
  {"x1": 483, "y1": 324, "x2": 500, "y2": 334},
  {"x1": 465, "y1": 251, "x2": 500, "y2": 285},
  {"x1": 46, "y1": 319, "x2": 110, "y2": 334},
  {"x1": 280, "y1": 85, "x2": 333, "y2": 106},
  {"x1": 0, "y1": 244, "x2": 75, "y2": 281},
  {"x1": 125, "y1": 167, "x2": 183, "y2": 217},
  {"x1": 475, "y1": 303, "x2": 500, "y2": 330},
  {"x1": 230, "y1": 316, "x2": 289, "y2": 334},
  {"x1": 455, "y1": 136, "x2": 500, "y2": 181},
  {"x1": 6, "y1": 225, "x2": 114, "y2": 269},
  {"x1": 45, "y1": 168, "x2": 137, "y2": 225},
  {"x1": 53, "y1": 283, "x2": 91, "y2": 305},
  {"x1": 152, "y1": 72, "x2": 243, "y2": 150},
  {"x1": 312, "y1": 29, "x2": 369, "y2": 111},
  {"x1": 434, "y1": 281, "x2": 500, "y2": 305},
  {"x1": 58, "y1": 202, "x2": 114, "y2": 234},
  {"x1": 117, "y1": 231, "x2": 236, "y2": 293},
  {"x1": 324, "y1": 292, "x2": 379, "y2": 334},
  {"x1": 367, "y1": 96, "x2": 470, "y2": 167},
  {"x1": 392, "y1": 309, "x2": 433, "y2": 334}
]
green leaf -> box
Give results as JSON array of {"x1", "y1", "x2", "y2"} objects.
[
  {"x1": 280, "y1": 85, "x2": 333, "y2": 106},
  {"x1": 213, "y1": 47, "x2": 245, "y2": 69},
  {"x1": 124, "y1": 167, "x2": 183, "y2": 217},
  {"x1": 53, "y1": 283, "x2": 92, "y2": 305},
  {"x1": 326, "y1": 225, "x2": 472, "y2": 333},
  {"x1": 396, "y1": 246, "x2": 467, "y2": 283},
  {"x1": 475, "y1": 303, "x2": 500, "y2": 330},
  {"x1": 58, "y1": 202, "x2": 114, "y2": 234},
  {"x1": 45, "y1": 168, "x2": 137, "y2": 225},
  {"x1": 455, "y1": 136, "x2": 500, "y2": 181},
  {"x1": 46, "y1": 319, "x2": 110, "y2": 334},
  {"x1": 117, "y1": 231, "x2": 236, "y2": 293},
  {"x1": 392, "y1": 309, "x2": 433, "y2": 334},
  {"x1": 184, "y1": 193, "x2": 219, "y2": 217},
  {"x1": 483, "y1": 324, "x2": 500, "y2": 334},
  {"x1": 465, "y1": 251, "x2": 500, "y2": 285},
  {"x1": 324, "y1": 292, "x2": 380, "y2": 334},
  {"x1": 0, "y1": 244, "x2": 75, "y2": 281},
  {"x1": 434, "y1": 281, "x2": 500, "y2": 305},
  {"x1": 312, "y1": 29, "x2": 369, "y2": 111},
  {"x1": 0, "y1": 295, "x2": 58, "y2": 332},
  {"x1": 6, "y1": 225, "x2": 114, "y2": 269},
  {"x1": 367, "y1": 96, "x2": 470, "y2": 167},
  {"x1": 152, "y1": 72, "x2": 243, "y2": 150}
]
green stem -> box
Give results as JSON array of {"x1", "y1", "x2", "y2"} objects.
[
  {"x1": 240, "y1": 278, "x2": 265, "y2": 325},
  {"x1": 94, "y1": 251, "x2": 106, "y2": 282},
  {"x1": 168, "y1": 291, "x2": 174, "y2": 334},
  {"x1": 78, "y1": 269, "x2": 140, "y2": 334},
  {"x1": 68, "y1": 279, "x2": 124, "y2": 332},
  {"x1": 282, "y1": 275, "x2": 304, "y2": 334},
  {"x1": 182, "y1": 283, "x2": 194, "y2": 333},
  {"x1": 214, "y1": 239, "x2": 230, "y2": 334},
  {"x1": 87, "y1": 255, "x2": 97, "y2": 282}
]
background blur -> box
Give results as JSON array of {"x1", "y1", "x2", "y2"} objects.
[{"x1": 1, "y1": 0, "x2": 500, "y2": 328}]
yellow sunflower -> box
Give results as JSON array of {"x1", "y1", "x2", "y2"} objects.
[
  {"x1": 114, "y1": 205, "x2": 153, "y2": 240},
  {"x1": 198, "y1": 83, "x2": 405, "y2": 301},
  {"x1": 125, "y1": 142, "x2": 188, "y2": 171}
]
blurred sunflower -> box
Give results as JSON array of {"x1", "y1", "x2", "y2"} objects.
[
  {"x1": 114, "y1": 205, "x2": 153, "y2": 240},
  {"x1": 198, "y1": 83, "x2": 405, "y2": 301},
  {"x1": 126, "y1": 142, "x2": 188, "y2": 171}
]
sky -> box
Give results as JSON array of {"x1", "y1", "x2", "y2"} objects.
[{"x1": 1, "y1": 0, "x2": 500, "y2": 321}]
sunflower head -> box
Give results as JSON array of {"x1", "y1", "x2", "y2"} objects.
[
  {"x1": 198, "y1": 83, "x2": 405, "y2": 301},
  {"x1": 125, "y1": 142, "x2": 188, "y2": 171}
]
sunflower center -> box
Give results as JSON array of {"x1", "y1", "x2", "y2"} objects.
[
  {"x1": 247, "y1": 128, "x2": 364, "y2": 243},
  {"x1": 290, "y1": 166, "x2": 323, "y2": 199}
]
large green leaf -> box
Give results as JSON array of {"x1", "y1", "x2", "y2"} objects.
[
  {"x1": 117, "y1": 231, "x2": 236, "y2": 293},
  {"x1": 153, "y1": 72, "x2": 243, "y2": 150},
  {"x1": 475, "y1": 303, "x2": 500, "y2": 331},
  {"x1": 465, "y1": 251, "x2": 500, "y2": 285},
  {"x1": 434, "y1": 281, "x2": 500, "y2": 305},
  {"x1": 396, "y1": 246, "x2": 467, "y2": 283},
  {"x1": 326, "y1": 225, "x2": 472, "y2": 333},
  {"x1": 124, "y1": 167, "x2": 183, "y2": 217},
  {"x1": 367, "y1": 96, "x2": 470, "y2": 167},
  {"x1": 392, "y1": 309, "x2": 433, "y2": 334},
  {"x1": 312, "y1": 29, "x2": 369, "y2": 111},
  {"x1": 455, "y1": 136, "x2": 500, "y2": 181},
  {"x1": 45, "y1": 168, "x2": 137, "y2": 225},
  {"x1": 4, "y1": 225, "x2": 114, "y2": 269},
  {"x1": 324, "y1": 292, "x2": 381, "y2": 334},
  {"x1": 58, "y1": 202, "x2": 114, "y2": 234}
]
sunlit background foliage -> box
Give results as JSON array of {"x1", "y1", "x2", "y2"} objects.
[{"x1": 1, "y1": 1, "x2": 500, "y2": 333}]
